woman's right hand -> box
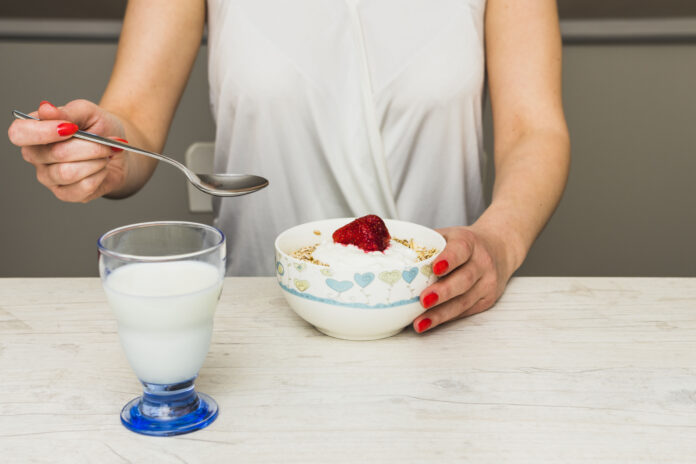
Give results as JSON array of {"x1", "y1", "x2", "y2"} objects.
[{"x1": 7, "y1": 99, "x2": 130, "y2": 203}]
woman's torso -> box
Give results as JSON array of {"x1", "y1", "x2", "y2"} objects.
[{"x1": 207, "y1": 0, "x2": 487, "y2": 275}]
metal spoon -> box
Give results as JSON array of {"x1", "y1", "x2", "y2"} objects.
[{"x1": 12, "y1": 110, "x2": 269, "y2": 197}]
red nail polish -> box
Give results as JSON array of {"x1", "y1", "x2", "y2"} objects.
[
  {"x1": 110, "y1": 138, "x2": 128, "y2": 153},
  {"x1": 40, "y1": 100, "x2": 56, "y2": 109},
  {"x1": 57, "y1": 123, "x2": 78, "y2": 136},
  {"x1": 422, "y1": 292, "x2": 438, "y2": 309},
  {"x1": 417, "y1": 318, "x2": 432, "y2": 333},
  {"x1": 433, "y1": 260, "x2": 449, "y2": 275}
]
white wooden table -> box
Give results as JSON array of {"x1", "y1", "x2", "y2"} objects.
[{"x1": 1, "y1": 277, "x2": 695, "y2": 463}]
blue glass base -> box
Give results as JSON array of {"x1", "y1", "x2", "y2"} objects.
[{"x1": 120, "y1": 378, "x2": 218, "y2": 436}]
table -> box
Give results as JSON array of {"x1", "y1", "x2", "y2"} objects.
[{"x1": 1, "y1": 277, "x2": 695, "y2": 462}]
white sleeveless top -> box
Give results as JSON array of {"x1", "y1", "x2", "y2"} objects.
[{"x1": 207, "y1": 0, "x2": 487, "y2": 276}]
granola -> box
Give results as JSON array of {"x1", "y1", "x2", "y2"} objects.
[
  {"x1": 292, "y1": 237, "x2": 437, "y2": 266},
  {"x1": 392, "y1": 238, "x2": 438, "y2": 262}
]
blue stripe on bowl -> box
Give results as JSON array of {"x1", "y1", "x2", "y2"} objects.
[{"x1": 278, "y1": 282, "x2": 419, "y2": 309}]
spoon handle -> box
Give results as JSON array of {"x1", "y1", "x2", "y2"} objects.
[{"x1": 12, "y1": 110, "x2": 194, "y2": 180}]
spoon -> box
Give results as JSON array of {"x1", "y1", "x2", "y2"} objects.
[{"x1": 12, "y1": 110, "x2": 269, "y2": 197}]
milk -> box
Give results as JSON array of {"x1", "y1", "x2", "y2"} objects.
[{"x1": 103, "y1": 260, "x2": 223, "y2": 385}]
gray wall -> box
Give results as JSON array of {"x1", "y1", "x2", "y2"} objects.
[
  {"x1": 0, "y1": 41, "x2": 214, "y2": 277},
  {"x1": 5, "y1": 1, "x2": 696, "y2": 19},
  {"x1": 503, "y1": 44, "x2": 696, "y2": 277},
  {"x1": 1, "y1": 40, "x2": 695, "y2": 277}
]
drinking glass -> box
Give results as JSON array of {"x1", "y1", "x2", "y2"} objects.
[{"x1": 98, "y1": 221, "x2": 225, "y2": 436}]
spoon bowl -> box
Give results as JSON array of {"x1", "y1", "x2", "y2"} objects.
[{"x1": 13, "y1": 110, "x2": 269, "y2": 197}]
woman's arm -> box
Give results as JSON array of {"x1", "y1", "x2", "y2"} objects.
[
  {"x1": 7, "y1": 0, "x2": 205, "y2": 201},
  {"x1": 102, "y1": 0, "x2": 206, "y2": 197},
  {"x1": 480, "y1": 0, "x2": 570, "y2": 265},
  {"x1": 413, "y1": 0, "x2": 570, "y2": 332}
]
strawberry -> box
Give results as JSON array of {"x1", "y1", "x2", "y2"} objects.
[{"x1": 332, "y1": 215, "x2": 391, "y2": 252}]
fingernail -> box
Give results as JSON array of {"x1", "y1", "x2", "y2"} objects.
[
  {"x1": 422, "y1": 292, "x2": 438, "y2": 309},
  {"x1": 433, "y1": 260, "x2": 449, "y2": 275},
  {"x1": 417, "y1": 318, "x2": 432, "y2": 333},
  {"x1": 57, "y1": 122, "x2": 78, "y2": 136},
  {"x1": 40, "y1": 100, "x2": 56, "y2": 109},
  {"x1": 110, "y1": 138, "x2": 128, "y2": 153}
]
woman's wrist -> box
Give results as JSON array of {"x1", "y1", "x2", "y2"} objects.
[
  {"x1": 101, "y1": 109, "x2": 159, "y2": 199},
  {"x1": 469, "y1": 210, "x2": 530, "y2": 279}
]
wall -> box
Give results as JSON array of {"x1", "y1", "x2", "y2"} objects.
[
  {"x1": 0, "y1": 41, "x2": 214, "y2": 277},
  {"x1": 0, "y1": 39, "x2": 694, "y2": 277},
  {"x1": 4, "y1": 1, "x2": 696, "y2": 20},
  {"x1": 501, "y1": 44, "x2": 696, "y2": 277}
]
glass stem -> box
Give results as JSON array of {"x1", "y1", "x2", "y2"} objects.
[{"x1": 139, "y1": 378, "x2": 200, "y2": 420}]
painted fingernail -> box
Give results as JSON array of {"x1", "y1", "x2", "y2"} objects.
[
  {"x1": 422, "y1": 292, "x2": 438, "y2": 309},
  {"x1": 110, "y1": 138, "x2": 129, "y2": 153},
  {"x1": 433, "y1": 260, "x2": 449, "y2": 275},
  {"x1": 417, "y1": 318, "x2": 432, "y2": 333},
  {"x1": 40, "y1": 100, "x2": 56, "y2": 109},
  {"x1": 57, "y1": 122, "x2": 78, "y2": 136}
]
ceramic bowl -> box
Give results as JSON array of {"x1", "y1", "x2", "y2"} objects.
[{"x1": 274, "y1": 218, "x2": 445, "y2": 340}]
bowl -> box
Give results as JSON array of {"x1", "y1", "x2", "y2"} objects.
[{"x1": 274, "y1": 218, "x2": 446, "y2": 340}]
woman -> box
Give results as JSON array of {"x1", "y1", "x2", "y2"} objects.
[{"x1": 7, "y1": 0, "x2": 570, "y2": 333}]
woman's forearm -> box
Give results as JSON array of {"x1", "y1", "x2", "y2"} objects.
[
  {"x1": 478, "y1": 0, "x2": 569, "y2": 276},
  {"x1": 101, "y1": 0, "x2": 206, "y2": 198},
  {"x1": 471, "y1": 128, "x2": 570, "y2": 275}
]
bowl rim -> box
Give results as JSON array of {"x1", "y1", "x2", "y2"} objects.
[{"x1": 274, "y1": 217, "x2": 446, "y2": 272}]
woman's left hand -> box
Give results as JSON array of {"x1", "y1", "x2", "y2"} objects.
[{"x1": 413, "y1": 225, "x2": 516, "y2": 333}]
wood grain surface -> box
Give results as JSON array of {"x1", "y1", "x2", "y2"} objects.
[{"x1": 0, "y1": 277, "x2": 695, "y2": 462}]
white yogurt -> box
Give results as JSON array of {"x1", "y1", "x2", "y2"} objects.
[
  {"x1": 103, "y1": 260, "x2": 222, "y2": 385},
  {"x1": 312, "y1": 240, "x2": 419, "y2": 269}
]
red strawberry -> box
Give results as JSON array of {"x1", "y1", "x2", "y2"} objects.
[{"x1": 332, "y1": 215, "x2": 391, "y2": 252}]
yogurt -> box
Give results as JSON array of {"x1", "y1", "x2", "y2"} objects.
[
  {"x1": 312, "y1": 240, "x2": 419, "y2": 269},
  {"x1": 103, "y1": 260, "x2": 222, "y2": 385}
]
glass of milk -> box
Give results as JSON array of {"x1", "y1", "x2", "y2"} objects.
[{"x1": 98, "y1": 221, "x2": 225, "y2": 436}]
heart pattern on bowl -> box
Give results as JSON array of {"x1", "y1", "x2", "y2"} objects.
[
  {"x1": 378, "y1": 271, "x2": 401, "y2": 285},
  {"x1": 325, "y1": 279, "x2": 354, "y2": 293},
  {"x1": 354, "y1": 272, "x2": 375, "y2": 288},
  {"x1": 402, "y1": 267, "x2": 418, "y2": 284},
  {"x1": 294, "y1": 279, "x2": 310, "y2": 292}
]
